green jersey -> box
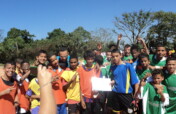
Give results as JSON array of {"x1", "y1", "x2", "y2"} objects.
[
  {"x1": 122, "y1": 55, "x2": 133, "y2": 63},
  {"x1": 136, "y1": 68, "x2": 152, "y2": 80},
  {"x1": 100, "y1": 66, "x2": 109, "y2": 78},
  {"x1": 163, "y1": 72, "x2": 176, "y2": 114},
  {"x1": 149, "y1": 54, "x2": 166, "y2": 67},
  {"x1": 141, "y1": 83, "x2": 169, "y2": 114}
]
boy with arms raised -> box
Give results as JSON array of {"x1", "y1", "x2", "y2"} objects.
[
  {"x1": 61, "y1": 54, "x2": 81, "y2": 114},
  {"x1": 0, "y1": 62, "x2": 18, "y2": 114},
  {"x1": 110, "y1": 49, "x2": 139, "y2": 114},
  {"x1": 162, "y1": 57, "x2": 176, "y2": 114}
]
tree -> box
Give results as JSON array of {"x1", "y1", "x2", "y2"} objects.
[
  {"x1": 0, "y1": 30, "x2": 4, "y2": 42},
  {"x1": 47, "y1": 28, "x2": 65, "y2": 39},
  {"x1": 69, "y1": 26, "x2": 92, "y2": 54},
  {"x1": 147, "y1": 11, "x2": 176, "y2": 48},
  {"x1": 91, "y1": 28, "x2": 114, "y2": 43},
  {"x1": 113, "y1": 10, "x2": 153, "y2": 44},
  {"x1": 7, "y1": 28, "x2": 35, "y2": 43}
]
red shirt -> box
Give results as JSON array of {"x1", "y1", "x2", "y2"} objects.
[
  {"x1": 48, "y1": 68, "x2": 67, "y2": 104},
  {"x1": 78, "y1": 65, "x2": 100, "y2": 98},
  {"x1": 17, "y1": 74, "x2": 30, "y2": 111},
  {"x1": 0, "y1": 77, "x2": 18, "y2": 114}
]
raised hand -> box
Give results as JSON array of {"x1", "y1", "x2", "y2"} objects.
[{"x1": 118, "y1": 34, "x2": 122, "y2": 40}]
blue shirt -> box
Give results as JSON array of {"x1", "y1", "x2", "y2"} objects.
[
  {"x1": 57, "y1": 55, "x2": 70, "y2": 67},
  {"x1": 131, "y1": 59, "x2": 139, "y2": 70},
  {"x1": 111, "y1": 63, "x2": 139, "y2": 94}
]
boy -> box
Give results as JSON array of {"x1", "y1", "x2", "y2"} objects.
[
  {"x1": 95, "y1": 55, "x2": 109, "y2": 78},
  {"x1": 26, "y1": 76, "x2": 40, "y2": 114},
  {"x1": 162, "y1": 57, "x2": 176, "y2": 114},
  {"x1": 78, "y1": 50, "x2": 102, "y2": 114},
  {"x1": 15, "y1": 58, "x2": 23, "y2": 74},
  {"x1": 16, "y1": 61, "x2": 31, "y2": 114},
  {"x1": 149, "y1": 44, "x2": 167, "y2": 70},
  {"x1": 139, "y1": 69, "x2": 169, "y2": 114},
  {"x1": 61, "y1": 55, "x2": 81, "y2": 114},
  {"x1": 110, "y1": 49, "x2": 139, "y2": 114},
  {"x1": 131, "y1": 44, "x2": 141, "y2": 70},
  {"x1": 57, "y1": 46, "x2": 70, "y2": 68},
  {"x1": 0, "y1": 62, "x2": 18, "y2": 114},
  {"x1": 136, "y1": 53, "x2": 152, "y2": 81},
  {"x1": 48, "y1": 53, "x2": 67, "y2": 114},
  {"x1": 122, "y1": 44, "x2": 133, "y2": 63},
  {"x1": 34, "y1": 50, "x2": 47, "y2": 66}
]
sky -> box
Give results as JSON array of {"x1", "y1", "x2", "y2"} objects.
[{"x1": 0, "y1": 0, "x2": 176, "y2": 40}]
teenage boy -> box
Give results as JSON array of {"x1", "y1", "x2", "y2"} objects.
[
  {"x1": 0, "y1": 62, "x2": 18, "y2": 114},
  {"x1": 34, "y1": 50, "x2": 47, "y2": 66},
  {"x1": 122, "y1": 44, "x2": 133, "y2": 63},
  {"x1": 57, "y1": 46, "x2": 70, "y2": 68},
  {"x1": 162, "y1": 57, "x2": 176, "y2": 114},
  {"x1": 110, "y1": 49, "x2": 139, "y2": 114},
  {"x1": 131, "y1": 44, "x2": 141, "y2": 70},
  {"x1": 149, "y1": 44, "x2": 167, "y2": 70},
  {"x1": 48, "y1": 53, "x2": 67, "y2": 114},
  {"x1": 61, "y1": 55, "x2": 81, "y2": 114},
  {"x1": 16, "y1": 61, "x2": 31, "y2": 114},
  {"x1": 78, "y1": 50, "x2": 102, "y2": 114}
]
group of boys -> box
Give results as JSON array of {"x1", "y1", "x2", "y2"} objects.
[{"x1": 0, "y1": 36, "x2": 176, "y2": 114}]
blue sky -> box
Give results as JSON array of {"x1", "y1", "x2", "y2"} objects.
[{"x1": 1, "y1": 0, "x2": 176, "y2": 40}]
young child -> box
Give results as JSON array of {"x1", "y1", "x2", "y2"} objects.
[
  {"x1": 122, "y1": 44, "x2": 133, "y2": 63},
  {"x1": 15, "y1": 58, "x2": 23, "y2": 74},
  {"x1": 26, "y1": 76, "x2": 40, "y2": 114},
  {"x1": 47, "y1": 53, "x2": 67, "y2": 114},
  {"x1": 78, "y1": 50, "x2": 102, "y2": 114},
  {"x1": 139, "y1": 69, "x2": 169, "y2": 114},
  {"x1": 149, "y1": 44, "x2": 167, "y2": 70},
  {"x1": 0, "y1": 62, "x2": 18, "y2": 114},
  {"x1": 162, "y1": 57, "x2": 176, "y2": 114},
  {"x1": 136, "y1": 53, "x2": 152, "y2": 81},
  {"x1": 109, "y1": 49, "x2": 139, "y2": 114},
  {"x1": 61, "y1": 54, "x2": 81, "y2": 114},
  {"x1": 16, "y1": 61, "x2": 31, "y2": 114}
]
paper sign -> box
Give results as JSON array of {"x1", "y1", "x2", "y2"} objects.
[{"x1": 91, "y1": 77, "x2": 112, "y2": 91}]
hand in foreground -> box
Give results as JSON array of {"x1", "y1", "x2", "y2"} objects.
[{"x1": 37, "y1": 65, "x2": 52, "y2": 86}]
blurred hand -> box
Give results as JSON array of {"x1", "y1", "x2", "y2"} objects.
[
  {"x1": 118, "y1": 34, "x2": 122, "y2": 40},
  {"x1": 37, "y1": 65, "x2": 52, "y2": 86},
  {"x1": 3, "y1": 87, "x2": 16, "y2": 95}
]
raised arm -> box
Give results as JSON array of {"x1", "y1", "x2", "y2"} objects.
[
  {"x1": 117, "y1": 34, "x2": 122, "y2": 50},
  {"x1": 38, "y1": 65, "x2": 56, "y2": 114}
]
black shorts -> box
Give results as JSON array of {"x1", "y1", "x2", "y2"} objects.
[
  {"x1": 68, "y1": 103, "x2": 81, "y2": 113},
  {"x1": 112, "y1": 92, "x2": 133, "y2": 112}
]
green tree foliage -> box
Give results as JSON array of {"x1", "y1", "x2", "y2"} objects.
[
  {"x1": 47, "y1": 28, "x2": 65, "y2": 39},
  {"x1": 6, "y1": 28, "x2": 35, "y2": 43},
  {"x1": 114, "y1": 10, "x2": 153, "y2": 44},
  {"x1": 147, "y1": 11, "x2": 176, "y2": 48}
]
